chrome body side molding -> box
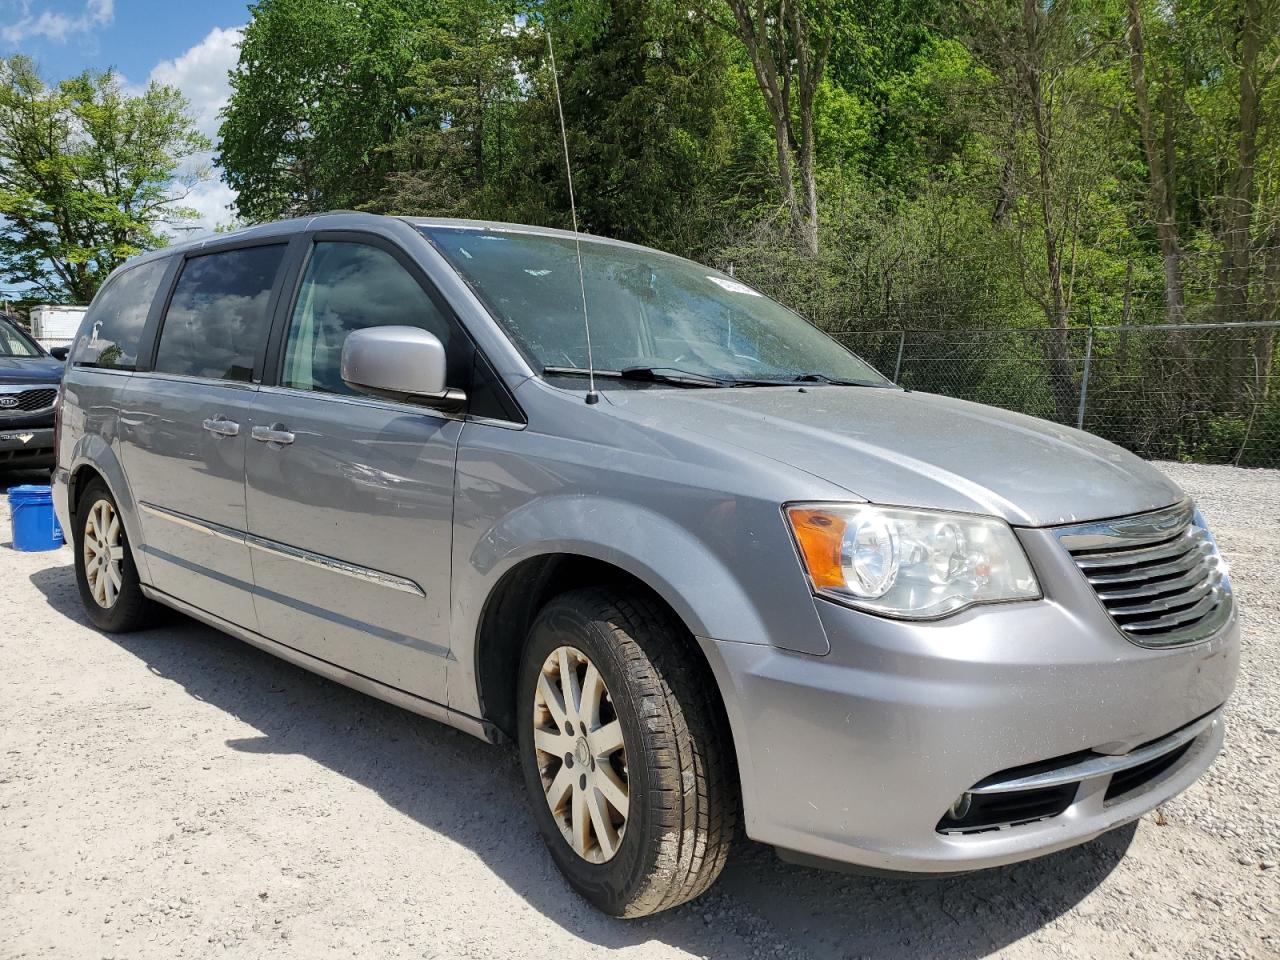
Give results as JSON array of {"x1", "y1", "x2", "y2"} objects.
[{"x1": 137, "y1": 501, "x2": 426, "y2": 598}]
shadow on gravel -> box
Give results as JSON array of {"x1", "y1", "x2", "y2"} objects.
[{"x1": 30, "y1": 562, "x2": 1133, "y2": 960}]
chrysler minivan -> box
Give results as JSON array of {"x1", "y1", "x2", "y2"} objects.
[{"x1": 53, "y1": 213, "x2": 1239, "y2": 917}]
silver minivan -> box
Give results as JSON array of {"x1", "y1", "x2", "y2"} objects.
[{"x1": 53, "y1": 212, "x2": 1239, "y2": 917}]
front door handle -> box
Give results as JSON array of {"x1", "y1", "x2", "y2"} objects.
[
  {"x1": 251, "y1": 425, "x2": 295, "y2": 446},
  {"x1": 202, "y1": 417, "x2": 240, "y2": 437}
]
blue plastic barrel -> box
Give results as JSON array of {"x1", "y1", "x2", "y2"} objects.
[{"x1": 8, "y1": 484, "x2": 65, "y2": 551}]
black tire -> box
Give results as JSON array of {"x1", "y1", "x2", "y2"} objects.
[
  {"x1": 516, "y1": 586, "x2": 737, "y2": 917},
  {"x1": 73, "y1": 478, "x2": 156, "y2": 632}
]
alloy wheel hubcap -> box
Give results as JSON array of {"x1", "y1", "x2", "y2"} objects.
[
  {"x1": 533, "y1": 645, "x2": 629, "y2": 863},
  {"x1": 83, "y1": 499, "x2": 124, "y2": 609}
]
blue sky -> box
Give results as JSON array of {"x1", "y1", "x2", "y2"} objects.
[{"x1": 2, "y1": 0, "x2": 253, "y2": 229}]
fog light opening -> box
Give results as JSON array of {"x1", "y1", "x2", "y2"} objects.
[{"x1": 947, "y1": 793, "x2": 973, "y2": 821}]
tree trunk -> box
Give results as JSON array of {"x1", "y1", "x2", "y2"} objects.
[
  {"x1": 771, "y1": 111, "x2": 801, "y2": 241},
  {"x1": 992, "y1": 113, "x2": 1019, "y2": 226},
  {"x1": 796, "y1": 91, "x2": 819, "y2": 256},
  {"x1": 1021, "y1": 0, "x2": 1077, "y2": 424},
  {"x1": 1215, "y1": 0, "x2": 1264, "y2": 409},
  {"x1": 720, "y1": 0, "x2": 825, "y2": 257},
  {"x1": 1125, "y1": 0, "x2": 1186, "y2": 324}
]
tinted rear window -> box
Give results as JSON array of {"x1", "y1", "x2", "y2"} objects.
[
  {"x1": 154, "y1": 245, "x2": 286, "y2": 382},
  {"x1": 75, "y1": 258, "x2": 169, "y2": 369}
]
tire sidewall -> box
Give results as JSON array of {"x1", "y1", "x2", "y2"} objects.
[{"x1": 516, "y1": 597, "x2": 659, "y2": 916}]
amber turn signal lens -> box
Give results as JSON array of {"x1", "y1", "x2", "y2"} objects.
[{"x1": 786, "y1": 508, "x2": 847, "y2": 590}]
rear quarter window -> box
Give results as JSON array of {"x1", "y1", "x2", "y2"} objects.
[{"x1": 73, "y1": 258, "x2": 170, "y2": 369}]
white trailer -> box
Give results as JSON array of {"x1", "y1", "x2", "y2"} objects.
[{"x1": 29, "y1": 305, "x2": 87, "y2": 352}]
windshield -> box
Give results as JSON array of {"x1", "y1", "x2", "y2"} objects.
[
  {"x1": 0, "y1": 319, "x2": 41, "y2": 358},
  {"x1": 421, "y1": 227, "x2": 886, "y2": 385}
]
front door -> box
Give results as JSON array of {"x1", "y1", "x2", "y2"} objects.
[
  {"x1": 121, "y1": 243, "x2": 289, "y2": 630},
  {"x1": 245, "y1": 238, "x2": 464, "y2": 704}
]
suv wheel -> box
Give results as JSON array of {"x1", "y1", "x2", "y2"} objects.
[
  {"x1": 517, "y1": 587, "x2": 736, "y2": 917},
  {"x1": 74, "y1": 479, "x2": 155, "y2": 632}
]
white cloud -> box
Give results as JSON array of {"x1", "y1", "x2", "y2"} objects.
[
  {"x1": 147, "y1": 26, "x2": 244, "y2": 233},
  {"x1": 1, "y1": 0, "x2": 113, "y2": 44},
  {"x1": 148, "y1": 25, "x2": 242, "y2": 141}
]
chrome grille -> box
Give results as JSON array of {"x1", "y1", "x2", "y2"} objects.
[
  {"x1": 0, "y1": 387, "x2": 57, "y2": 413},
  {"x1": 1056, "y1": 502, "x2": 1232, "y2": 647}
]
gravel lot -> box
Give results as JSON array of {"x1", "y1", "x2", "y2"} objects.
[{"x1": 2, "y1": 461, "x2": 1277, "y2": 960}]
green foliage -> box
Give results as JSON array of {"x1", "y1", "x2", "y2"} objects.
[
  {"x1": 375, "y1": 0, "x2": 741, "y2": 257},
  {"x1": 218, "y1": 0, "x2": 444, "y2": 221},
  {"x1": 1188, "y1": 416, "x2": 1250, "y2": 464},
  {"x1": 0, "y1": 56, "x2": 209, "y2": 302}
]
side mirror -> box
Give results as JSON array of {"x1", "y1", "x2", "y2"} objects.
[
  {"x1": 49, "y1": 346, "x2": 69, "y2": 361},
  {"x1": 340, "y1": 326, "x2": 464, "y2": 410}
]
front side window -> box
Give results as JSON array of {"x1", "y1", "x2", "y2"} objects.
[
  {"x1": 0, "y1": 319, "x2": 40, "y2": 357},
  {"x1": 75, "y1": 258, "x2": 169, "y2": 369},
  {"x1": 154, "y1": 245, "x2": 286, "y2": 382},
  {"x1": 421, "y1": 226, "x2": 886, "y2": 386},
  {"x1": 281, "y1": 241, "x2": 453, "y2": 395}
]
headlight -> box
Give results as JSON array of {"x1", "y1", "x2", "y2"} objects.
[{"x1": 785, "y1": 503, "x2": 1041, "y2": 619}]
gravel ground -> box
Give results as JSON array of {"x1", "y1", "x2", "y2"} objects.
[{"x1": 1, "y1": 461, "x2": 1277, "y2": 960}]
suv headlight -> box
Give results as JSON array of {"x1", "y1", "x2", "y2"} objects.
[{"x1": 785, "y1": 503, "x2": 1041, "y2": 619}]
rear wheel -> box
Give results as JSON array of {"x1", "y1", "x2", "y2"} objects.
[
  {"x1": 73, "y1": 479, "x2": 155, "y2": 632},
  {"x1": 516, "y1": 587, "x2": 737, "y2": 917}
]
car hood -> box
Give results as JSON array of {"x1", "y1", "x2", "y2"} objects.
[
  {"x1": 603, "y1": 385, "x2": 1184, "y2": 526},
  {"x1": 0, "y1": 356, "x2": 63, "y2": 383}
]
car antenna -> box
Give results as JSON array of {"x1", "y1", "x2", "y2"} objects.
[{"x1": 544, "y1": 24, "x2": 598, "y2": 405}]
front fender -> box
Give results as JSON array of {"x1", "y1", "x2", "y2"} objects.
[
  {"x1": 448, "y1": 488, "x2": 833, "y2": 718},
  {"x1": 469, "y1": 495, "x2": 774, "y2": 643}
]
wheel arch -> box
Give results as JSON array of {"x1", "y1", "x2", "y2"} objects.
[
  {"x1": 66, "y1": 438, "x2": 149, "y2": 581},
  {"x1": 471, "y1": 553, "x2": 732, "y2": 750}
]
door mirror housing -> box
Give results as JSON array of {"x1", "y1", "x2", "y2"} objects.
[
  {"x1": 49, "y1": 346, "x2": 69, "y2": 361},
  {"x1": 340, "y1": 326, "x2": 464, "y2": 410}
]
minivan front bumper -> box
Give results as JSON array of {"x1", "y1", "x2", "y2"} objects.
[{"x1": 701, "y1": 524, "x2": 1239, "y2": 874}]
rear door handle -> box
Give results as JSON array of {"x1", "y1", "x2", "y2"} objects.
[
  {"x1": 202, "y1": 417, "x2": 240, "y2": 437},
  {"x1": 251, "y1": 425, "x2": 295, "y2": 446}
]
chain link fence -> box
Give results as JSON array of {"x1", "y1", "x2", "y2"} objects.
[{"x1": 832, "y1": 322, "x2": 1280, "y2": 469}]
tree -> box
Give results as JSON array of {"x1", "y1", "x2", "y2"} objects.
[
  {"x1": 700, "y1": 0, "x2": 839, "y2": 256},
  {"x1": 523, "y1": 1, "x2": 738, "y2": 250},
  {"x1": 1124, "y1": 0, "x2": 1187, "y2": 325},
  {"x1": 960, "y1": 1, "x2": 1128, "y2": 423},
  {"x1": 219, "y1": 0, "x2": 441, "y2": 222},
  {"x1": 376, "y1": 0, "x2": 530, "y2": 219},
  {"x1": 0, "y1": 57, "x2": 209, "y2": 302},
  {"x1": 379, "y1": 0, "x2": 737, "y2": 256}
]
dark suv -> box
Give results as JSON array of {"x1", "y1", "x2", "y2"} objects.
[{"x1": 0, "y1": 313, "x2": 65, "y2": 471}]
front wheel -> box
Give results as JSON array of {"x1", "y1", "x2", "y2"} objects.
[{"x1": 517, "y1": 587, "x2": 737, "y2": 917}]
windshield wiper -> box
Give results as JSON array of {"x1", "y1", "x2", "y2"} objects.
[
  {"x1": 542, "y1": 365, "x2": 731, "y2": 388},
  {"x1": 542, "y1": 366, "x2": 888, "y2": 389},
  {"x1": 619, "y1": 366, "x2": 735, "y2": 387}
]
